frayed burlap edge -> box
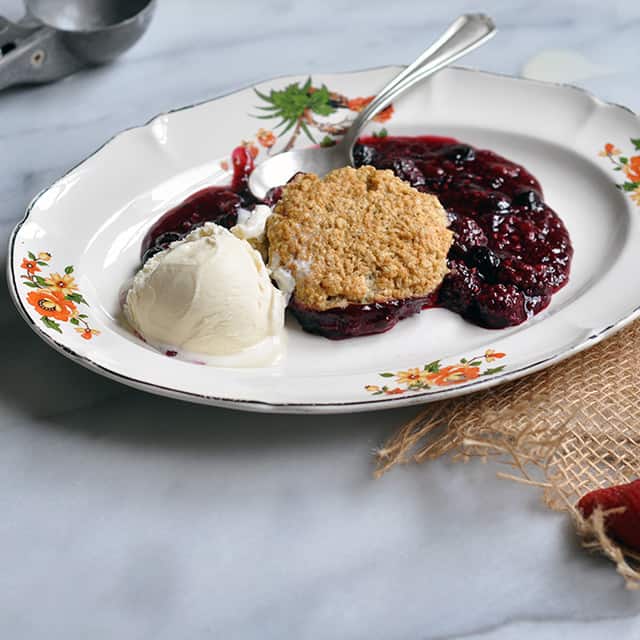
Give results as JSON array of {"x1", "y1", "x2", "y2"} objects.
[{"x1": 375, "y1": 319, "x2": 640, "y2": 589}]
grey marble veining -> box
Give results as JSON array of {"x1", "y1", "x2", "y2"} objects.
[{"x1": 1, "y1": 1, "x2": 639, "y2": 638}]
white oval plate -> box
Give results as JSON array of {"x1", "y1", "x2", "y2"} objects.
[{"x1": 7, "y1": 66, "x2": 640, "y2": 413}]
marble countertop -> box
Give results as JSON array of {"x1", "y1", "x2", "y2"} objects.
[{"x1": 2, "y1": 1, "x2": 639, "y2": 637}]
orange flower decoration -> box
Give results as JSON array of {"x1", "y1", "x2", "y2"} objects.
[
  {"x1": 27, "y1": 290, "x2": 75, "y2": 322},
  {"x1": 256, "y1": 128, "x2": 276, "y2": 148},
  {"x1": 395, "y1": 367, "x2": 430, "y2": 385},
  {"x1": 385, "y1": 387, "x2": 405, "y2": 395},
  {"x1": 484, "y1": 349, "x2": 506, "y2": 363},
  {"x1": 373, "y1": 105, "x2": 394, "y2": 123},
  {"x1": 624, "y1": 156, "x2": 640, "y2": 183},
  {"x1": 346, "y1": 96, "x2": 394, "y2": 123},
  {"x1": 45, "y1": 272, "x2": 78, "y2": 298},
  {"x1": 347, "y1": 97, "x2": 370, "y2": 112},
  {"x1": 21, "y1": 258, "x2": 40, "y2": 274},
  {"x1": 598, "y1": 143, "x2": 621, "y2": 157},
  {"x1": 242, "y1": 142, "x2": 259, "y2": 159},
  {"x1": 75, "y1": 327, "x2": 101, "y2": 340},
  {"x1": 427, "y1": 365, "x2": 481, "y2": 387}
]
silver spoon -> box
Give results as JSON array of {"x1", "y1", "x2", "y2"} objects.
[
  {"x1": 0, "y1": 0, "x2": 155, "y2": 92},
  {"x1": 249, "y1": 13, "x2": 496, "y2": 200}
]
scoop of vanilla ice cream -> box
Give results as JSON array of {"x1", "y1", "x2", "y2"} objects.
[{"x1": 124, "y1": 223, "x2": 286, "y2": 361}]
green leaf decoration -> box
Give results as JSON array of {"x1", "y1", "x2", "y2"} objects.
[
  {"x1": 259, "y1": 82, "x2": 310, "y2": 121},
  {"x1": 308, "y1": 85, "x2": 336, "y2": 116},
  {"x1": 279, "y1": 118, "x2": 298, "y2": 135},
  {"x1": 79, "y1": 314, "x2": 88, "y2": 319},
  {"x1": 253, "y1": 79, "x2": 335, "y2": 138},
  {"x1": 632, "y1": 138, "x2": 640, "y2": 151},
  {"x1": 40, "y1": 315, "x2": 62, "y2": 333},
  {"x1": 469, "y1": 361, "x2": 482, "y2": 367},
  {"x1": 621, "y1": 182, "x2": 640, "y2": 192},
  {"x1": 620, "y1": 156, "x2": 628, "y2": 164},
  {"x1": 65, "y1": 265, "x2": 74, "y2": 274},
  {"x1": 28, "y1": 251, "x2": 36, "y2": 260},
  {"x1": 320, "y1": 136, "x2": 335, "y2": 148},
  {"x1": 424, "y1": 360, "x2": 441, "y2": 373},
  {"x1": 254, "y1": 88, "x2": 272, "y2": 102},
  {"x1": 65, "y1": 292, "x2": 88, "y2": 305},
  {"x1": 460, "y1": 358, "x2": 468, "y2": 364},
  {"x1": 37, "y1": 261, "x2": 48, "y2": 266},
  {"x1": 70, "y1": 317, "x2": 80, "y2": 326},
  {"x1": 483, "y1": 366, "x2": 506, "y2": 376},
  {"x1": 379, "y1": 372, "x2": 395, "y2": 378},
  {"x1": 299, "y1": 119, "x2": 316, "y2": 143},
  {"x1": 35, "y1": 275, "x2": 48, "y2": 286},
  {"x1": 614, "y1": 166, "x2": 622, "y2": 171},
  {"x1": 373, "y1": 128, "x2": 388, "y2": 138},
  {"x1": 23, "y1": 281, "x2": 39, "y2": 288}
]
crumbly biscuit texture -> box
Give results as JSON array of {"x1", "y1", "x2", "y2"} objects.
[{"x1": 266, "y1": 166, "x2": 453, "y2": 310}]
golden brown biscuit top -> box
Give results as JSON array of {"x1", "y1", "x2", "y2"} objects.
[{"x1": 266, "y1": 166, "x2": 453, "y2": 311}]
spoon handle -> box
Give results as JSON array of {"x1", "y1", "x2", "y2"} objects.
[{"x1": 342, "y1": 14, "x2": 496, "y2": 155}]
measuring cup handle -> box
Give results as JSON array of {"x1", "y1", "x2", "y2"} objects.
[
  {"x1": 0, "y1": 15, "x2": 39, "y2": 45},
  {"x1": 0, "y1": 26, "x2": 82, "y2": 91}
]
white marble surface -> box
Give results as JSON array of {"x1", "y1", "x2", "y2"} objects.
[{"x1": 2, "y1": 1, "x2": 640, "y2": 637}]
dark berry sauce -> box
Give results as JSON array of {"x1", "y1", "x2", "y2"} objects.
[
  {"x1": 140, "y1": 146, "x2": 257, "y2": 263},
  {"x1": 142, "y1": 136, "x2": 573, "y2": 337},
  {"x1": 289, "y1": 293, "x2": 438, "y2": 340}
]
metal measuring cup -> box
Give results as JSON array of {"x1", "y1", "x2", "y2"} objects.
[{"x1": 0, "y1": 0, "x2": 156, "y2": 91}]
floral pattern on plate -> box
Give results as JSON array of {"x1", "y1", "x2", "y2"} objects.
[
  {"x1": 254, "y1": 77, "x2": 394, "y2": 150},
  {"x1": 599, "y1": 139, "x2": 640, "y2": 206},
  {"x1": 219, "y1": 77, "x2": 393, "y2": 171},
  {"x1": 365, "y1": 350, "x2": 506, "y2": 396},
  {"x1": 20, "y1": 252, "x2": 100, "y2": 339}
]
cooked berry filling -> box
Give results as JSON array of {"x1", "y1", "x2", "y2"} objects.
[{"x1": 142, "y1": 136, "x2": 572, "y2": 336}]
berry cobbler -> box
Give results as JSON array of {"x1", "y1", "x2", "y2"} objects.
[{"x1": 139, "y1": 135, "x2": 573, "y2": 340}]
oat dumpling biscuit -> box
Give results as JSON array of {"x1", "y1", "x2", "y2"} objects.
[{"x1": 266, "y1": 166, "x2": 453, "y2": 338}]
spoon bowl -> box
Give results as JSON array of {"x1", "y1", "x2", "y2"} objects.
[{"x1": 250, "y1": 144, "x2": 347, "y2": 201}]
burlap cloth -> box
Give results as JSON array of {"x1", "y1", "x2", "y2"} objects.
[{"x1": 376, "y1": 318, "x2": 640, "y2": 588}]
